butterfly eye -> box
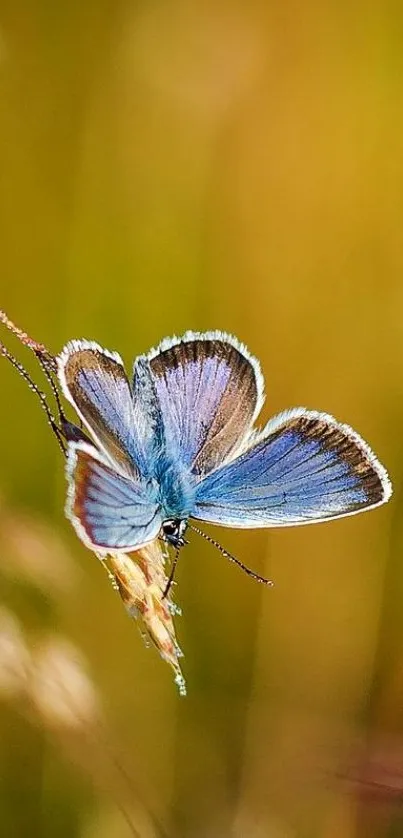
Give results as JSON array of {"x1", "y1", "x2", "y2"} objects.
[
  {"x1": 162, "y1": 519, "x2": 187, "y2": 547},
  {"x1": 162, "y1": 520, "x2": 177, "y2": 535}
]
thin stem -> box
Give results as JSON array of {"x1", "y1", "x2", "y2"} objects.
[{"x1": 0, "y1": 309, "x2": 56, "y2": 370}]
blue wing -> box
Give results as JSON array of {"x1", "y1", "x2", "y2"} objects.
[
  {"x1": 193, "y1": 409, "x2": 391, "y2": 527},
  {"x1": 142, "y1": 331, "x2": 264, "y2": 476},
  {"x1": 66, "y1": 442, "x2": 162, "y2": 553},
  {"x1": 58, "y1": 341, "x2": 159, "y2": 478}
]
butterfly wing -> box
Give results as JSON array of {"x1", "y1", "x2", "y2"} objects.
[
  {"x1": 193, "y1": 409, "x2": 391, "y2": 527},
  {"x1": 58, "y1": 341, "x2": 159, "y2": 477},
  {"x1": 66, "y1": 442, "x2": 161, "y2": 553},
  {"x1": 142, "y1": 331, "x2": 264, "y2": 476}
]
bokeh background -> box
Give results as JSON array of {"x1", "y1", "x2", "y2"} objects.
[{"x1": 0, "y1": 2, "x2": 402, "y2": 836}]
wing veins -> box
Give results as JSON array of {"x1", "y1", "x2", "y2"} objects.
[
  {"x1": 212, "y1": 461, "x2": 351, "y2": 499},
  {"x1": 197, "y1": 483, "x2": 363, "y2": 514}
]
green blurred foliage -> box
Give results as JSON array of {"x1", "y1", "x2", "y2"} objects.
[{"x1": 0, "y1": 1, "x2": 402, "y2": 835}]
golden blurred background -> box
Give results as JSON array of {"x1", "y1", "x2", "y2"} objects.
[{"x1": 0, "y1": 1, "x2": 402, "y2": 836}]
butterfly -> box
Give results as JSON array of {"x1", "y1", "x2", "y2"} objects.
[{"x1": 0, "y1": 315, "x2": 392, "y2": 589}]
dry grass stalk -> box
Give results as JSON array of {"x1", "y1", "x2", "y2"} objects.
[{"x1": 105, "y1": 539, "x2": 186, "y2": 696}]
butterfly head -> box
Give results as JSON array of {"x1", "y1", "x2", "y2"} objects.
[{"x1": 161, "y1": 518, "x2": 188, "y2": 548}]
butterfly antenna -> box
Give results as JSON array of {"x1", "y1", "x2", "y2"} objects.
[
  {"x1": 0, "y1": 341, "x2": 66, "y2": 454},
  {"x1": 163, "y1": 547, "x2": 181, "y2": 599},
  {"x1": 188, "y1": 523, "x2": 273, "y2": 587}
]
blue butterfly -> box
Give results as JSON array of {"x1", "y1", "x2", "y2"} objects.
[{"x1": 54, "y1": 331, "x2": 391, "y2": 581}]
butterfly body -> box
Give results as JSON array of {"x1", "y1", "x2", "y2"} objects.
[{"x1": 155, "y1": 457, "x2": 196, "y2": 523}]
